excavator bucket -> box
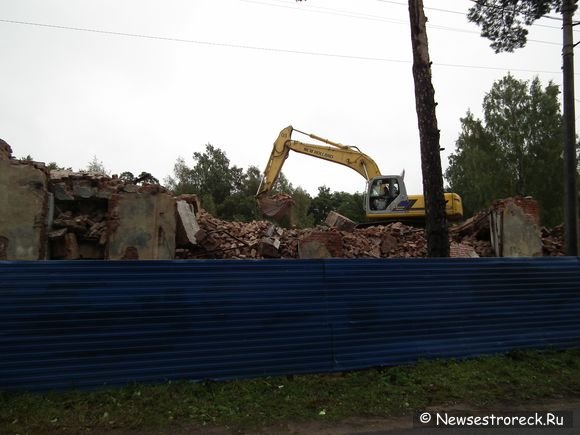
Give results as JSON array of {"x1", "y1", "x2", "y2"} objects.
[{"x1": 257, "y1": 194, "x2": 294, "y2": 220}]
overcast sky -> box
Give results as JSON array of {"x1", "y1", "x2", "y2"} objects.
[{"x1": 0, "y1": 0, "x2": 576, "y2": 196}]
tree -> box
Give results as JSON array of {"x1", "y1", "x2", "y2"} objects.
[
  {"x1": 308, "y1": 186, "x2": 334, "y2": 225},
  {"x1": 165, "y1": 147, "x2": 300, "y2": 222},
  {"x1": 296, "y1": 0, "x2": 449, "y2": 255},
  {"x1": 467, "y1": 0, "x2": 577, "y2": 254},
  {"x1": 446, "y1": 74, "x2": 565, "y2": 226},
  {"x1": 307, "y1": 186, "x2": 365, "y2": 226},
  {"x1": 290, "y1": 187, "x2": 315, "y2": 228},
  {"x1": 467, "y1": 0, "x2": 562, "y2": 53},
  {"x1": 408, "y1": 0, "x2": 449, "y2": 257},
  {"x1": 86, "y1": 155, "x2": 109, "y2": 175},
  {"x1": 165, "y1": 144, "x2": 244, "y2": 203},
  {"x1": 164, "y1": 157, "x2": 195, "y2": 195},
  {"x1": 120, "y1": 171, "x2": 160, "y2": 185},
  {"x1": 119, "y1": 172, "x2": 135, "y2": 183}
]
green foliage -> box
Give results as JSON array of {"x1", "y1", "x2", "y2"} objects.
[
  {"x1": 120, "y1": 171, "x2": 160, "y2": 185},
  {"x1": 467, "y1": 0, "x2": 561, "y2": 52},
  {"x1": 165, "y1": 145, "x2": 366, "y2": 226},
  {"x1": 164, "y1": 157, "x2": 195, "y2": 195},
  {"x1": 446, "y1": 74, "x2": 564, "y2": 226},
  {"x1": 333, "y1": 191, "x2": 366, "y2": 223},
  {"x1": 308, "y1": 186, "x2": 334, "y2": 224},
  {"x1": 164, "y1": 144, "x2": 245, "y2": 205},
  {"x1": 119, "y1": 171, "x2": 135, "y2": 183},
  {"x1": 308, "y1": 186, "x2": 365, "y2": 225},
  {"x1": 3, "y1": 350, "x2": 579, "y2": 433},
  {"x1": 290, "y1": 187, "x2": 315, "y2": 228},
  {"x1": 165, "y1": 148, "x2": 266, "y2": 221}
]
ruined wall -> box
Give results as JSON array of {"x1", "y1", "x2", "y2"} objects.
[
  {"x1": 490, "y1": 197, "x2": 542, "y2": 257},
  {"x1": 108, "y1": 192, "x2": 176, "y2": 260},
  {"x1": 0, "y1": 160, "x2": 49, "y2": 260},
  {"x1": 0, "y1": 139, "x2": 13, "y2": 161}
]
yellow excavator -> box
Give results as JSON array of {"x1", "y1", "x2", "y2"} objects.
[{"x1": 256, "y1": 126, "x2": 463, "y2": 223}]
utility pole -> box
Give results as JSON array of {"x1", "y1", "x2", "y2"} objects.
[
  {"x1": 408, "y1": 0, "x2": 449, "y2": 257},
  {"x1": 562, "y1": 0, "x2": 578, "y2": 256}
]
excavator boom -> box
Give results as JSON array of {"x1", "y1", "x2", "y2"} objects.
[{"x1": 256, "y1": 126, "x2": 381, "y2": 199}]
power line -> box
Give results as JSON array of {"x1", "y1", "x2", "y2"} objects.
[
  {"x1": 242, "y1": 0, "x2": 561, "y2": 47},
  {"x1": 241, "y1": 0, "x2": 566, "y2": 45},
  {"x1": 240, "y1": 0, "x2": 403, "y2": 24},
  {"x1": 0, "y1": 18, "x2": 407, "y2": 62},
  {"x1": 0, "y1": 18, "x2": 567, "y2": 76},
  {"x1": 378, "y1": 0, "x2": 565, "y2": 29}
]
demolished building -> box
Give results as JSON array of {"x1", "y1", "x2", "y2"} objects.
[
  {"x1": 1, "y1": 141, "x2": 176, "y2": 260},
  {"x1": 0, "y1": 139, "x2": 567, "y2": 261}
]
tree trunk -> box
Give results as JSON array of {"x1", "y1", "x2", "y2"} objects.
[
  {"x1": 408, "y1": 0, "x2": 449, "y2": 257},
  {"x1": 562, "y1": 0, "x2": 578, "y2": 255}
]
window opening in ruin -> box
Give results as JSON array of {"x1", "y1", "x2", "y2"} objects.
[{"x1": 49, "y1": 198, "x2": 108, "y2": 259}]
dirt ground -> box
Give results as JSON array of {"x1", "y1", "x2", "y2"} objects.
[{"x1": 62, "y1": 398, "x2": 580, "y2": 435}]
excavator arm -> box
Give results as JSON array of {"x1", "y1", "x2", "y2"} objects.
[{"x1": 256, "y1": 126, "x2": 382, "y2": 198}]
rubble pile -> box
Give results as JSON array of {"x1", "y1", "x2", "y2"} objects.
[
  {"x1": 541, "y1": 224, "x2": 565, "y2": 256},
  {"x1": 50, "y1": 171, "x2": 169, "y2": 199},
  {"x1": 177, "y1": 210, "x2": 498, "y2": 260},
  {"x1": 449, "y1": 210, "x2": 494, "y2": 257},
  {"x1": 49, "y1": 209, "x2": 108, "y2": 259},
  {"x1": 179, "y1": 198, "x2": 565, "y2": 260}
]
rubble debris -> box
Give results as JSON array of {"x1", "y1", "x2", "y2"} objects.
[
  {"x1": 182, "y1": 197, "x2": 569, "y2": 260},
  {"x1": 325, "y1": 211, "x2": 357, "y2": 232},
  {"x1": 298, "y1": 231, "x2": 344, "y2": 259},
  {"x1": 449, "y1": 209, "x2": 490, "y2": 239},
  {"x1": 542, "y1": 225, "x2": 565, "y2": 256},
  {"x1": 258, "y1": 236, "x2": 281, "y2": 258},
  {"x1": 450, "y1": 242, "x2": 479, "y2": 258}
]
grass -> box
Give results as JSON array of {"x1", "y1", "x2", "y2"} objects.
[{"x1": 1, "y1": 349, "x2": 580, "y2": 434}]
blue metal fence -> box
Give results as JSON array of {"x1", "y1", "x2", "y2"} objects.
[{"x1": 1, "y1": 257, "x2": 579, "y2": 391}]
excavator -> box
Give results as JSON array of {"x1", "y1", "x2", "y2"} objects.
[{"x1": 256, "y1": 126, "x2": 463, "y2": 223}]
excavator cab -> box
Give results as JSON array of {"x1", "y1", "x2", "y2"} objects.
[{"x1": 365, "y1": 175, "x2": 409, "y2": 214}]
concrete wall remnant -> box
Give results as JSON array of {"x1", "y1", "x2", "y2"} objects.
[
  {"x1": 490, "y1": 197, "x2": 542, "y2": 257},
  {"x1": 0, "y1": 160, "x2": 49, "y2": 260},
  {"x1": 0, "y1": 139, "x2": 13, "y2": 160},
  {"x1": 175, "y1": 200, "x2": 201, "y2": 247},
  {"x1": 108, "y1": 192, "x2": 176, "y2": 260}
]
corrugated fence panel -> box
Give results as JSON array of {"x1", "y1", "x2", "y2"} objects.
[
  {"x1": 0, "y1": 257, "x2": 579, "y2": 391},
  {"x1": 324, "y1": 257, "x2": 580, "y2": 369}
]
